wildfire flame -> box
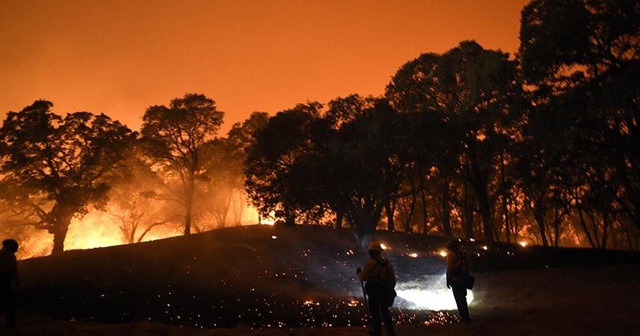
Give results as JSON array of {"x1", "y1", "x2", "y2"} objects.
[{"x1": 18, "y1": 204, "x2": 265, "y2": 258}]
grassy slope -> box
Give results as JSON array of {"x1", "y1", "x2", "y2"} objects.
[
  {"x1": 11, "y1": 224, "x2": 640, "y2": 336},
  {"x1": 18, "y1": 225, "x2": 449, "y2": 327}
]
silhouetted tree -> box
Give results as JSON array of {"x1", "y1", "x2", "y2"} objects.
[
  {"x1": 222, "y1": 112, "x2": 270, "y2": 225},
  {"x1": 387, "y1": 41, "x2": 522, "y2": 243},
  {"x1": 324, "y1": 95, "x2": 371, "y2": 229},
  {"x1": 244, "y1": 102, "x2": 327, "y2": 226},
  {"x1": 325, "y1": 94, "x2": 369, "y2": 128},
  {"x1": 520, "y1": 0, "x2": 640, "y2": 247},
  {"x1": 515, "y1": 100, "x2": 573, "y2": 247},
  {"x1": 140, "y1": 93, "x2": 224, "y2": 236},
  {"x1": 405, "y1": 111, "x2": 461, "y2": 236},
  {"x1": 0, "y1": 100, "x2": 135, "y2": 254},
  {"x1": 324, "y1": 96, "x2": 409, "y2": 248},
  {"x1": 384, "y1": 68, "x2": 464, "y2": 236},
  {"x1": 227, "y1": 112, "x2": 271, "y2": 154}
]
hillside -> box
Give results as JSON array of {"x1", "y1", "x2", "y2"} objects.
[
  {"x1": 11, "y1": 224, "x2": 640, "y2": 335},
  {"x1": 18, "y1": 225, "x2": 453, "y2": 328}
]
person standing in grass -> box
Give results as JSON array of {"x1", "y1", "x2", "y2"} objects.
[
  {"x1": 357, "y1": 241, "x2": 396, "y2": 336},
  {"x1": 0, "y1": 238, "x2": 20, "y2": 329},
  {"x1": 446, "y1": 238, "x2": 472, "y2": 323}
]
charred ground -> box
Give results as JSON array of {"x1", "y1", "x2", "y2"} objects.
[{"x1": 16, "y1": 225, "x2": 640, "y2": 330}]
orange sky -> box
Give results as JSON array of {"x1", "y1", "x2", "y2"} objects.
[{"x1": 0, "y1": 0, "x2": 530, "y2": 134}]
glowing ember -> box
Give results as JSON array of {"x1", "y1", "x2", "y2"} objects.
[
  {"x1": 19, "y1": 227, "x2": 467, "y2": 330},
  {"x1": 519, "y1": 241, "x2": 528, "y2": 247},
  {"x1": 347, "y1": 299, "x2": 359, "y2": 307},
  {"x1": 482, "y1": 245, "x2": 489, "y2": 250},
  {"x1": 380, "y1": 243, "x2": 390, "y2": 250},
  {"x1": 438, "y1": 250, "x2": 448, "y2": 257},
  {"x1": 421, "y1": 311, "x2": 459, "y2": 326}
]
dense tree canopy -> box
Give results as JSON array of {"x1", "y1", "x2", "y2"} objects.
[
  {"x1": 520, "y1": 0, "x2": 640, "y2": 247},
  {"x1": 387, "y1": 40, "x2": 523, "y2": 242},
  {"x1": 244, "y1": 102, "x2": 328, "y2": 226},
  {"x1": 0, "y1": 100, "x2": 136, "y2": 253},
  {"x1": 326, "y1": 96, "x2": 411, "y2": 247}
]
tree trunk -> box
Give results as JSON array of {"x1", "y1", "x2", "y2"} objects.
[
  {"x1": 403, "y1": 194, "x2": 416, "y2": 234},
  {"x1": 420, "y1": 186, "x2": 429, "y2": 234},
  {"x1": 352, "y1": 210, "x2": 375, "y2": 250},
  {"x1": 504, "y1": 195, "x2": 511, "y2": 243},
  {"x1": 577, "y1": 208, "x2": 597, "y2": 248},
  {"x1": 468, "y1": 144, "x2": 494, "y2": 243},
  {"x1": 441, "y1": 183, "x2": 452, "y2": 236},
  {"x1": 184, "y1": 199, "x2": 193, "y2": 236},
  {"x1": 51, "y1": 215, "x2": 72, "y2": 254},
  {"x1": 335, "y1": 211, "x2": 343, "y2": 229},
  {"x1": 463, "y1": 183, "x2": 474, "y2": 240},
  {"x1": 184, "y1": 177, "x2": 195, "y2": 235},
  {"x1": 349, "y1": 197, "x2": 384, "y2": 250},
  {"x1": 385, "y1": 198, "x2": 395, "y2": 232},
  {"x1": 601, "y1": 210, "x2": 611, "y2": 250},
  {"x1": 284, "y1": 203, "x2": 295, "y2": 227},
  {"x1": 476, "y1": 184, "x2": 494, "y2": 243},
  {"x1": 532, "y1": 204, "x2": 549, "y2": 247},
  {"x1": 513, "y1": 200, "x2": 520, "y2": 242}
]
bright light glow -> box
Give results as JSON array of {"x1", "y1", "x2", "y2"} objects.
[
  {"x1": 260, "y1": 218, "x2": 276, "y2": 225},
  {"x1": 346, "y1": 249, "x2": 354, "y2": 255},
  {"x1": 519, "y1": 241, "x2": 528, "y2": 247},
  {"x1": 469, "y1": 238, "x2": 476, "y2": 242},
  {"x1": 396, "y1": 274, "x2": 474, "y2": 311},
  {"x1": 408, "y1": 252, "x2": 418, "y2": 258},
  {"x1": 65, "y1": 211, "x2": 126, "y2": 250},
  {"x1": 17, "y1": 230, "x2": 55, "y2": 259},
  {"x1": 438, "y1": 250, "x2": 448, "y2": 257},
  {"x1": 380, "y1": 243, "x2": 389, "y2": 250},
  {"x1": 244, "y1": 207, "x2": 276, "y2": 225},
  {"x1": 347, "y1": 299, "x2": 359, "y2": 307},
  {"x1": 258, "y1": 211, "x2": 276, "y2": 225},
  {"x1": 271, "y1": 235, "x2": 278, "y2": 240},
  {"x1": 482, "y1": 245, "x2": 488, "y2": 250}
]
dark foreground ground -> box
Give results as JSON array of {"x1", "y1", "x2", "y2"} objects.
[{"x1": 6, "y1": 225, "x2": 640, "y2": 335}]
